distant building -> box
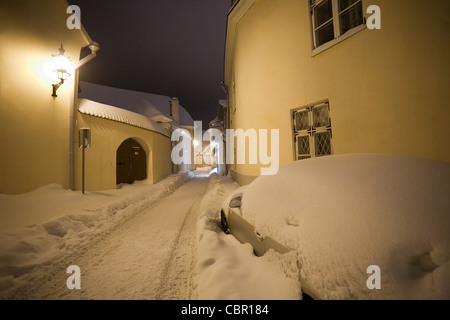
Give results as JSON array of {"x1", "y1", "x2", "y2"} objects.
[
  {"x1": 208, "y1": 100, "x2": 227, "y2": 175},
  {"x1": 77, "y1": 82, "x2": 195, "y2": 190},
  {"x1": 224, "y1": 0, "x2": 450, "y2": 185}
]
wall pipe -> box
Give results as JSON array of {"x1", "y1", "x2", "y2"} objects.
[{"x1": 69, "y1": 41, "x2": 100, "y2": 190}]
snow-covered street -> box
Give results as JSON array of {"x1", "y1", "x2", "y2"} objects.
[
  {"x1": 3, "y1": 156, "x2": 448, "y2": 301},
  {"x1": 0, "y1": 169, "x2": 301, "y2": 300},
  {"x1": 13, "y1": 176, "x2": 208, "y2": 299}
]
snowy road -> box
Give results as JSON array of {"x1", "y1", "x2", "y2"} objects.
[
  {"x1": 13, "y1": 175, "x2": 210, "y2": 300},
  {"x1": 1, "y1": 170, "x2": 301, "y2": 300}
]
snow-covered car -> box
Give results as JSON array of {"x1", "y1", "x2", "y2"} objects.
[{"x1": 220, "y1": 154, "x2": 450, "y2": 300}]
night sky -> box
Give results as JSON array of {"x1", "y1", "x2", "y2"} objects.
[{"x1": 71, "y1": 0, "x2": 231, "y2": 124}]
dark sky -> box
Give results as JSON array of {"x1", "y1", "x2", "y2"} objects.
[{"x1": 71, "y1": 0, "x2": 231, "y2": 124}]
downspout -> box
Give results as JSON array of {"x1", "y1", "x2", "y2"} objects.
[
  {"x1": 69, "y1": 42, "x2": 100, "y2": 190},
  {"x1": 73, "y1": 42, "x2": 100, "y2": 69},
  {"x1": 220, "y1": 81, "x2": 229, "y2": 175}
]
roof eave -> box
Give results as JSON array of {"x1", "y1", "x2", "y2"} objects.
[{"x1": 224, "y1": 0, "x2": 256, "y2": 86}]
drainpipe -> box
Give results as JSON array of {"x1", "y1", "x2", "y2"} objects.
[
  {"x1": 73, "y1": 42, "x2": 100, "y2": 69},
  {"x1": 69, "y1": 42, "x2": 100, "y2": 190},
  {"x1": 220, "y1": 81, "x2": 229, "y2": 175},
  {"x1": 170, "y1": 97, "x2": 180, "y2": 123},
  {"x1": 169, "y1": 121, "x2": 178, "y2": 175}
]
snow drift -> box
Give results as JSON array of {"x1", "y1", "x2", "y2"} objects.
[
  {"x1": 232, "y1": 154, "x2": 450, "y2": 299},
  {"x1": 195, "y1": 174, "x2": 301, "y2": 300},
  {"x1": 0, "y1": 172, "x2": 192, "y2": 297}
]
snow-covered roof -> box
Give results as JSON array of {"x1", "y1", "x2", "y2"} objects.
[
  {"x1": 78, "y1": 99, "x2": 169, "y2": 137},
  {"x1": 78, "y1": 81, "x2": 194, "y2": 127}
]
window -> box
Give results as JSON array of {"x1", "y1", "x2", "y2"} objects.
[
  {"x1": 291, "y1": 101, "x2": 332, "y2": 160},
  {"x1": 310, "y1": 0, "x2": 364, "y2": 54}
]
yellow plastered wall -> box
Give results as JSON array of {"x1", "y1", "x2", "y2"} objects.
[
  {"x1": 0, "y1": 0, "x2": 91, "y2": 194},
  {"x1": 76, "y1": 113, "x2": 172, "y2": 191},
  {"x1": 228, "y1": 0, "x2": 450, "y2": 182}
]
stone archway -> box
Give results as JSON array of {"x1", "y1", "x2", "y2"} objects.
[{"x1": 116, "y1": 138, "x2": 147, "y2": 185}]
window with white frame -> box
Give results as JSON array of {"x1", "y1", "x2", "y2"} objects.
[
  {"x1": 310, "y1": 0, "x2": 364, "y2": 53},
  {"x1": 292, "y1": 101, "x2": 332, "y2": 160}
]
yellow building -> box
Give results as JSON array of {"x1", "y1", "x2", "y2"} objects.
[
  {"x1": 0, "y1": 0, "x2": 187, "y2": 194},
  {"x1": 76, "y1": 82, "x2": 194, "y2": 191},
  {"x1": 0, "y1": 0, "x2": 98, "y2": 194},
  {"x1": 224, "y1": 0, "x2": 450, "y2": 185}
]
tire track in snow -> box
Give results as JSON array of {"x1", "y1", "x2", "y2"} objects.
[
  {"x1": 154, "y1": 190, "x2": 204, "y2": 300},
  {"x1": 8, "y1": 175, "x2": 209, "y2": 300}
]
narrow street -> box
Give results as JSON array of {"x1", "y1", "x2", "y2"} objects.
[{"x1": 14, "y1": 174, "x2": 210, "y2": 300}]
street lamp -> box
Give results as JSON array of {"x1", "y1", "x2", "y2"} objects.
[{"x1": 51, "y1": 44, "x2": 72, "y2": 97}]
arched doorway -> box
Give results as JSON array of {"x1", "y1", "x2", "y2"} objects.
[{"x1": 116, "y1": 138, "x2": 147, "y2": 185}]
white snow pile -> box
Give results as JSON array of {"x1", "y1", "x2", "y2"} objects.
[
  {"x1": 194, "y1": 173, "x2": 301, "y2": 300},
  {"x1": 2, "y1": 153, "x2": 448, "y2": 300},
  {"x1": 232, "y1": 154, "x2": 450, "y2": 300},
  {"x1": 0, "y1": 172, "x2": 192, "y2": 297}
]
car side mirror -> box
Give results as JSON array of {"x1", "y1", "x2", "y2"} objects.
[{"x1": 229, "y1": 193, "x2": 243, "y2": 208}]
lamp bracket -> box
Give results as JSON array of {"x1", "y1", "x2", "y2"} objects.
[{"x1": 52, "y1": 79, "x2": 65, "y2": 97}]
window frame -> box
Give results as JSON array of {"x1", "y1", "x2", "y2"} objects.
[
  {"x1": 291, "y1": 100, "x2": 333, "y2": 161},
  {"x1": 309, "y1": 0, "x2": 366, "y2": 56}
]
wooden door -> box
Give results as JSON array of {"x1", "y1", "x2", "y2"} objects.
[{"x1": 116, "y1": 138, "x2": 147, "y2": 185}]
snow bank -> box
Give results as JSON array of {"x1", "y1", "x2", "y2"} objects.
[
  {"x1": 238, "y1": 154, "x2": 450, "y2": 299},
  {"x1": 194, "y1": 174, "x2": 301, "y2": 300},
  {"x1": 0, "y1": 172, "x2": 192, "y2": 297}
]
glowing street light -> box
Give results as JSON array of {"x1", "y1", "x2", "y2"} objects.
[{"x1": 51, "y1": 44, "x2": 73, "y2": 97}]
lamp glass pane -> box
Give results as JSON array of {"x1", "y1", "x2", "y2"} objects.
[{"x1": 52, "y1": 55, "x2": 72, "y2": 79}]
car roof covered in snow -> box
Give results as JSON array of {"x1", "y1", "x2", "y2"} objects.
[{"x1": 233, "y1": 153, "x2": 450, "y2": 299}]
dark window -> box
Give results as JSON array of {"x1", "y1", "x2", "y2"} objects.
[
  {"x1": 311, "y1": 0, "x2": 364, "y2": 50},
  {"x1": 314, "y1": 0, "x2": 335, "y2": 47},
  {"x1": 339, "y1": 0, "x2": 363, "y2": 34}
]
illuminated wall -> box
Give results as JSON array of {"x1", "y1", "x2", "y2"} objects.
[
  {"x1": 225, "y1": 0, "x2": 450, "y2": 184},
  {"x1": 76, "y1": 114, "x2": 172, "y2": 191},
  {"x1": 0, "y1": 0, "x2": 92, "y2": 194}
]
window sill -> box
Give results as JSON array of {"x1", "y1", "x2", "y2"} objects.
[{"x1": 312, "y1": 23, "x2": 366, "y2": 57}]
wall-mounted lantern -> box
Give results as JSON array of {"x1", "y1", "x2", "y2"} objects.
[{"x1": 51, "y1": 44, "x2": 72, "y2": 97}]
